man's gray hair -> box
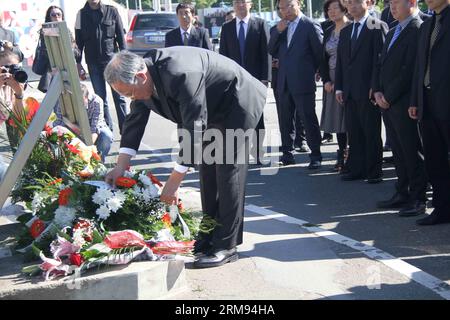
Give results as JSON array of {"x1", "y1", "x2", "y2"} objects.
[{"x1": 104, "y1": 50, "x2": 146, "y2": 85}]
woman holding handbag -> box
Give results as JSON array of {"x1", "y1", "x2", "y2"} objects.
[{"x1": 33, "y1": 6, "x2": 82, "y2": 93}]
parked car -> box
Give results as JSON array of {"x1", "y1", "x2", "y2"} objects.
[{"x1": 126, "y1": 12, "x2": 179, "y2": 55}]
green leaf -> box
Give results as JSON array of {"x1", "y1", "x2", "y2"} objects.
[
  {"x1": 31, "y1": 244, "x2": 42, "y2": 257},
  {"x1": 92, "y1": 229, "x2": 104, "y2": 244},
  {"x1": 17, "y1": 213, "x2": 33, "y2": 225}
]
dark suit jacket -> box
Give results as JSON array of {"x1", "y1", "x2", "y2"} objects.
[
  {"x1": 268, "y1": 14, "x2": 323, "y2": 95},
  {"x1": 219, "y1": 17, "x2": 270, "y2": 82},
  {"x1": 411, "y1": 6, "x2": 450, "y2": 120},
  {"x1": 335, "y1": 16, "x2": 388, "y2": 101},
  {"x1": 164, "y1": 26, "x2": 212, "y2": 50},
  {"x1": 373, "y1": 16, "x2": 422, "y2": 109},
  {"x1": 120, "y1": 46, "x2": 267, "y2": 166}
]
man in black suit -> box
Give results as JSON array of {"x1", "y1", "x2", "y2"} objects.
[
  {"x1": 268, "y1": 0, "x2": 323, "y2": 169},
  {"x1": 410, "y1": 0, "x2": 450, "y2": 225},
  {"x1": 219, "y1": 0, "x2": 270, "y2": 164},
  {"x1": 165, "y1": 3, "x2": 212, "y2": 49},
  {"x1": 373, "y1": 0, "x2": 427, "y2": 216},
  {"x1": 335, "y1": 0, "x2": 388, "y2": 183},
  {"x1": 104, "y1": 48, "x2": 267, "y2": 267},
  {"x1": 382, "y1": 1, "x2": 431, "y2": 27}
]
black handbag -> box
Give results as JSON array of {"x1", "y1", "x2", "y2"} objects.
[
  {"x1": 37, "y1": 71, "x2": 51, "y2": 93},
  {"x1": 32, "y1": 36, "x2": 49, "y2": 76}
]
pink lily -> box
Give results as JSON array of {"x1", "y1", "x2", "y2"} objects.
[{"x1": 50, "y1": 236, "x2": 81, "y2": 259}]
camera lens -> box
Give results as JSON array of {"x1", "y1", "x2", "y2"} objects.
[{"x1": 14, "y1": 70, "x2": 28, "y2": 83}]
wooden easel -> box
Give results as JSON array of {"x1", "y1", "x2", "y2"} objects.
[{"x1": 0, "y1": 21, "x2": 93, "y2": 208}]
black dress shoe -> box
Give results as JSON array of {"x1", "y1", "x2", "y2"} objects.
[
  {"x1": 280, "y1": 154, "x2": 295, "y2": 166},
  {"x1": 376, "y1": 192, "x2": 409, "y2": 209},
  {"x1": 341, "y1": 173, "x2": 364, "y2": 181},
  {"x1": 367, "y1": 177, "x2": 383, "y2": 184},
  {"x1": 308, "y1": 160, "x2": 321, "y2": 170},
  {"x1": 193, "y1": 248, "x2": 238, "y2": 268},
  {"x1": 398, "y1": 201, "x2": 426, "y2": 217},
  {"x1": 416, "y1": 210, "x2": 450, "y2": 226}
]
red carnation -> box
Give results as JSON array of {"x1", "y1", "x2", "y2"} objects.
[
  {"x1": 58, "y1": 188, "x2": 73, "y2": 206},
  {"x1": 30, "y1": 219, "x2": 46, "y2": 239},
  {"x1": 70, "y1": 253, "x2": 84, "y2": 267},
  {"x1": 115, "y1": 177, "x2": 137, "y2": 188}
]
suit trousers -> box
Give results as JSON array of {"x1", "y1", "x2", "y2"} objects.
[
  {"x1": 420, "y1": 88, "x2": 450, "y2": 212},
  {"x1": 198, "y1": 126, "x2": 249, "y2": 250},
  {"x1": 345, "y1": 98, "x2": 383, "y2": 179},
  {"x1": 383, "y1": 106, "x2": 427, "y2": 202},
  {"x1": 279, "y1": 87, "x2": 322, "y2": 161}
]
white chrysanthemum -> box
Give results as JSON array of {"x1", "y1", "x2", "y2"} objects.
[
  {"x1": 141, "y1": 188, "x2": 154, "y2": 202},
  {"x1": 113, "y1": 190, "x2": 127, "y2": 203},
  {"x1": 96, "y1": 205, "x2": 111, "y2": 220},
  {"x1": 106, "y1": 197, "x2": 123, "y2": 213},
  {"x1": 92, "y1": 189, "x2": 114, "y2": 205},
  {"x1": 139, "y1": 173, "x2": 152, "y2": 186},
  {"x1": 54, "y1": 207, "x2": 76, "y2": 228},
  {"x1": 32, "y1": 192, "x2": 45, "y2": 212},
  {"x1": 132, "y1": 185, "x2": 143, "y2": 199}
]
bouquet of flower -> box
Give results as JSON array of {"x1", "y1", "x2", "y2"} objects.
[
  {"x1": 12, "y1": 125, "x2": 104, "y2": 203},
  {"x1": 22, "y1": 218, "x2": 196, "y2": 280},
  {"x1": 17, "y1": 168, "x2": 215, "y2": 280}
]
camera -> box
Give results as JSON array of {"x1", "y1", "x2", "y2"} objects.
[{"x1": 1, "y1": 64, "x2": 28, "y2": 83}]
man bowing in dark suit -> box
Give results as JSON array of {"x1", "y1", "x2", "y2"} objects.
[
  {"x1": 410, "y1": 0, "x2": 450, "y2": 225},
  {"x1": 268, "y1": 0, "x2": 323, "y2": 169},
  {"x1": 104, "y1": 48, "x2": 266, "y2": 267},
  {"x1": 335, "y1": 0, "x2": 388, "y2": 183},
  {"x1": 165, "y1": 3, "x2": 212, "y2": 50},
  {"x1": 372, "y1": 0, "x2": 427, "y2": 216},
  {"x1": 219, "y1": 0, "x2": 270, "y2": 164}
]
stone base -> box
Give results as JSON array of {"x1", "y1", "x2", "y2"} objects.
[{"x1": 0, "y1": 258, "x2": 187, "y2": 300}]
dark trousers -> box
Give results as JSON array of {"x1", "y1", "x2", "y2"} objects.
[
  {"x1": 87, "y1": 63, "x2": 129, "y2": 133},
  {"x1": 420, "y1": 88, "x2": 450, "y2": 212},
  {"x1": 272, "y1": 69, "x2": 305, "y2": 148},
  {"x1": 345, "y1": 98, "x2": 382, "y2": 178},
  {"x1": 198, "y1": 128, "x2": 249, "y2": 250},
  {"x1": 279, "y1": 87, "x2": 322, "y2": 161},
  {"x1": 383, "y1": 106, "x2": 427, "y2": 202}
]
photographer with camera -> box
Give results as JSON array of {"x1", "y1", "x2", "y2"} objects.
[
  {"x1": 0, "y1": 12, "x2": 24, "y2": 62},
  {"x1": 0, "y1": 50, "x2": 28, "y2": 153}
]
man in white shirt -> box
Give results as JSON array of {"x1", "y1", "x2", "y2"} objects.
[{"x1": 164, "y1": 3, "x2": 212, "y2": 49}]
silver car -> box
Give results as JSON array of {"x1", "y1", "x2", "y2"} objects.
[{"x1": 126, "y1": 12, "x2": 179, "y2": 55}]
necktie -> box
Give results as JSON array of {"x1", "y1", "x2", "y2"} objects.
[
  {"x1": 351, "y1": 22, "x2": 360, "y2": 55},
  {"x1": 183, "y1": 31, "x2": 189, "y2": 46},
  {"x1": 238, "y1": 20, "x2": 245, "y2": 65},
  {"x1": 424, "y1": 14, "x2": 442, "y2": 87},
  {"x1": 388, "y1": 24, "x2": 402, "y2": 51},
  {"x1": 287, "y1": 21, "x2": 296, "y2": 47}
]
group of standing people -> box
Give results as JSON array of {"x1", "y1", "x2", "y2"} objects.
[{"x1": 318, "y1": 0, "x2": 450, "y2": 226}]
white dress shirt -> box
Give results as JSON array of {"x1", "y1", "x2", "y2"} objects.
[
  {"x1": 180, "y1": 25, "x2": 193, "y2": 44},
  {"x1": 236, "y1": 15, "x2": 251, "y2": 39}
]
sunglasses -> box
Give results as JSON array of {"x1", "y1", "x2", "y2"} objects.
[{"x1": 50, "y1": 12, "x2": 62, "y2": 18}]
